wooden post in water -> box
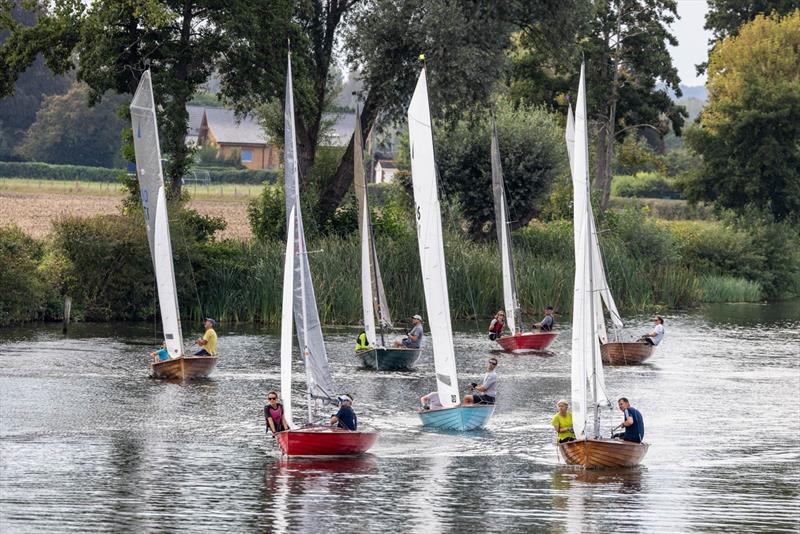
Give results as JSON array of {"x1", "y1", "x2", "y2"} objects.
[{"x1": 62, "y1": 296, "x2": 72, "y2": 335}]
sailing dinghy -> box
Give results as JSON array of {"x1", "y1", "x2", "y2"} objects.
[
  {"x1": 559, "y1": 64, "x2": 648, "y2": 467},
  {"x1": 353, "y1": 106, "x2": 421, "y2": 370},
  {"x1": 565, "y1": 100, "x2": 652, "y2": 366},
  {"x1": 130, "y1": 71, "x2": 216, "y2": 380},
  {"x1": 275, "y1": 51, "x2": 378, "y2": 456},
  {"x1": 490, "y1": 119, "x2": 558, "y2": 352},
  {"x1": 409, "y1": 67, "x2": 494, "y2": 431}
]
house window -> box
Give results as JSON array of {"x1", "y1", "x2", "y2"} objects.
[{"x1": 241, "y1": 149, "x2": 253, "y2": 163}]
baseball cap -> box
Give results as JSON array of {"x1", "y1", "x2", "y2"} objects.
[
  {"x1": 205, "y1": 318, "x2": 217, "y2": 327},
  {"x1": 413, "y1": 314, "x2": 423, "y2": 321}
]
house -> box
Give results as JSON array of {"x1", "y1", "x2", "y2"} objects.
[
  {"x1": 374, "y1": 160, "x2": 399, "y2": 183},
  {"x1": 197, "y1": 108, "x2": 279, "y2": 170},
  {"x1": 186, "y1": 105, "x2": 206, "y2": 146}
]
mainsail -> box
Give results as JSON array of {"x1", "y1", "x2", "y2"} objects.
[
  {"x1": 130, "y1": 70, "x2": 184, "y2": 358},
  {"x1": 408, "y1": 68, "x2": 460, "y2": 407},
  {"x1": 284, "y1": 52, "x2": 336, "y2": 406},
  {"x1": 354, "y1": 108, "x2": 392, "y2": 347},
  {"x1": 571, "y1": 63, "x2": 611, "y2": 438},
  {"x1": 565, "y1": 102, "x2": 623, "y2": 344},
  {"x1": 490, "y1": 118, "x2": 522, "y2": 334}
]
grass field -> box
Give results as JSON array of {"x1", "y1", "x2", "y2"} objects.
[{"x1": 0, "y1": 178, "x2": 254, "y2": 240}]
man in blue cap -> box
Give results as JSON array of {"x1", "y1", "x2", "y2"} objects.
[{"x1": 194, "y1": 318, "x2": 218, "y2": 356}]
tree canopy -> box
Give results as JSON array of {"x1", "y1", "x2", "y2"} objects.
[{"x1": 684, "y1": 10, "x2": 800, "y2": 222}]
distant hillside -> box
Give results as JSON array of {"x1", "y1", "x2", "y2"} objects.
[
  {"x1": 658, "y1": 83, "x2": 707, "y2": 103},
  {"x1": 678, "y1": 97, "x2": 705, "y2": 122}
]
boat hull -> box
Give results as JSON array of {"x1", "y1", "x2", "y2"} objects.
[
  {"x1": 150, "y1": 355, "x2": 217, "y2": 380},
  {"x1": 275, "y1": 427, "x2": 379, "y2": 457},
  {"x1": 496, "y1": 332, "x2": 558, "y2": 351},
  {"x1": 418, "y1": 404, "x2": 495, "y2": 431},
  {"x1": 600, "y1": 342, "x2": 654, "y2": 365},
  {"x1": 356, "y1": 347, "x2": 421, "y2": 370},
  {"x1": 559, "y1": 438, "x2": 649, "y2": 468}
]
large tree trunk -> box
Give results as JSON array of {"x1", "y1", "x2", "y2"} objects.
[{"x1": 316, "y1": 92, "x2": 381, "y2": 224}]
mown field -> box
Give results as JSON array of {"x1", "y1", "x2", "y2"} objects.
[{"x1": 0, "y1": 178, "x2": 255, "y2": 240}]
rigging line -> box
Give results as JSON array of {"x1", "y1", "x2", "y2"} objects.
[{"x1": 173, "y1": 214, "x2": 204, "y2": 321}]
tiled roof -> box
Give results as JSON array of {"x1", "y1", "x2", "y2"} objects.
[{"x1": 203, "y1": 107, "x2": 268, "y2": 145}]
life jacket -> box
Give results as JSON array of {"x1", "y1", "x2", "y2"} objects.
[
  {"x1": 489, "y1": 319, "x2": 504, "y2": 334},
  {"x1": 265, "y1": 403, "x2": 286, "y2": 432},
  {"x1": 355, "y1": 331, "x2": 370, "y2": 351}
]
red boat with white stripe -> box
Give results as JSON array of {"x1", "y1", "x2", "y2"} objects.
[{"x1": 496, "y1": 331, "x2": 558, "y2": 352}]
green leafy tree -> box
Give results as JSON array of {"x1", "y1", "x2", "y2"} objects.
[
  {"x1": 510, "y1": 0, "x2": 686, "y2": 213},
  {"x1": 17, "y1": 82, "x2": 126, "y2": 167},
  {"x1": 436, "y1": 102, "x2": 566, "y2": 239},
  {"x1": 0, "y1": 225, "x2": 46, "y2": 325},
  {"x1": 0, "y1": 0, "x2": 291, "y2": 198},
  {"x1": 684, "y1": 11, "x2": 800, "y2": 222}
]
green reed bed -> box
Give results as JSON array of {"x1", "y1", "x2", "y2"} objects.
[{"x1": 699, "y1": 275, "x2": 762, "y2": 303}]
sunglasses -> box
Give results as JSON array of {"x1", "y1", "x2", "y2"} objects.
[
  {"x1": 488, "y1": 360, "x2": 498, "y2": 365},
  {"x1": 268, "y1": 396, "x2": 277, "y2": 400}
]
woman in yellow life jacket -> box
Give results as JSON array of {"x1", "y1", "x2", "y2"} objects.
[
  {"x1": 552, "y1": 399, "x2": 576, "y2": 443},
  {"x1": 355, "y1": 331, "x2": 370, "y2": 352}
]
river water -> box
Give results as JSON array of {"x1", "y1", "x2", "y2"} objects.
[{"x1": 1, "y1": 302, "x2": 798, "y2": 533}]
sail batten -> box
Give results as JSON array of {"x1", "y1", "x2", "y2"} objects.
[
  {"x1": 408, "y1": 69, "x2": 460, "y2": 407},
  {"x1": 284, "y1": 53, "x2": 336, "y2": 409},
  {"x1": 130, "y1": 71, "x2": 183, "y2": 358},
  {"x1": 491, "y1": 119, "x2": 521, "y2": 334}
]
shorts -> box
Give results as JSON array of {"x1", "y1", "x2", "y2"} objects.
[
  {"x1": 194, "y1": 349, "x2": 212, "y2": 356},
  {"x1": 471, "y1": 394, "x2": 495, "y2": 405},
  {"x1": 558, "y1": 436, "x2": 576, "y2": 443},
  {"x1": 488, "y1": 332, "x2": 498, "y2": 341},
  {"x1": 401, "y1": 338, "x2": 418, "y2": 349},
  {"x1": 643, "y1": 337, "x2": 655, "y2": 346}
]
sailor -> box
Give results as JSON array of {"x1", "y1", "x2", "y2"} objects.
[
  {"x1": 639, "y1": 315, "x2": 665, "y2": 346},
  {"x1": 194, "y1": 318, "x2": 218, "y2": 356},
  {"x1": 535, "y1": 306, "x2": 555, "y2": 332},
  {"x1": 420, "y1": 391, "x2": 443, "y2": 411},
  {"x1": 612, "y1": 397, "x2": 645, "y2": 443},
  {"x1": 488, "y1": 310, "x2": 505, "y2": 340},
  {"x1": 355, "y1": 330, "x2": 370, "y2": 352},
  {"x1": 150, "y1": 341, "x2": 170, "y2": 363},
  {"x1": 264, "y1": 391, "x2": 289, "y2": 434},
  {"x1": 393, "y1": 315, "x2": 424, "y2": 349},
  {"x1": 462, "y1": 357, "x2": 498, "y2": 405},
  {"x1": 551, "y1": 399, "x2": 576, "y2": 443},
  {"x1": 331, "y1": 394, "x2": 358, "y2": 431}
]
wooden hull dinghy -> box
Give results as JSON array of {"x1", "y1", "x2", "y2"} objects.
[
  {"x1": 559, "y1": 438, "x2": 649, "y2": 469},
  {"x1": 496, "y1": 331, "x2": 558, "y2": 352},
  {"x1": 418, "y1": 404, "x2": 495, "y2": 431},
  {"x1": 150, "y1": 355, "x2": 217, "y2": 380},
  {"x1": 356, "y1": 347, "x2": 421, "y2": 370},
  {"x1": 600, "y1": 342, "x2": 654, "y2": 365},
  {"x1": 275, "y1": 427, "x2": 379, "y2": 457}
]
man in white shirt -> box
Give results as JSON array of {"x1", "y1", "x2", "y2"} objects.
[
  {"x1": 641, "y1": 316, "x2": 665, "y2": 346},
  {"x1": 462, "y1": 358, "x2": 498, "y2": 405}
]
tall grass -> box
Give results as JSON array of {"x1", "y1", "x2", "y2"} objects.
[{"x1": 699, "y1": 275, "x2": 762, "y2": 303}]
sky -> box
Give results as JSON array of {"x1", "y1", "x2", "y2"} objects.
[{"x1": 668, "y1": 0, "x2": 714, "y2": 86}]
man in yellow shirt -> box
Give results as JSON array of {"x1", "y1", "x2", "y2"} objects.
[
  {"x1": 194, "y1": 318, "x2": 218, "y2": 356},
  {"x1": 551, "y1": 399, "x2": 575, "y2": 443}
]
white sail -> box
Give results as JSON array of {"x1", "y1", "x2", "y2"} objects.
[
  {"x1": 280, "y1": 205, "x2": 296, "y2": 428},
  {"x1": 566, "y1": 101, "x2": 623, "y2": 343},
  {"x1": 130, "y1": 70, "x2": 183, "y2": 358},
  {"x1": 408, "y1": 68, "x2": 460, "y2": 407},
  {"x1": 491, "y1": 119, "x2": 520, "y2": 334},
  {"x1": 360, "y1": 205, "x2": 377, "y2": 345},
  {"x1": 571, "y1": 63, "x2": 611, "y2": 438},
  {"x1": 284, "y1": 52, "x2": 336, "y2": 406}
]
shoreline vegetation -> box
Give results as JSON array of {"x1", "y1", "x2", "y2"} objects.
[{"x1": 2, "y1": 181, "x2": 797, "y2": 327}]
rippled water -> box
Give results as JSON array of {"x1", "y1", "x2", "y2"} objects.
[{"x1": 1, "y1": 302, "x2": 799, "y2": 532}]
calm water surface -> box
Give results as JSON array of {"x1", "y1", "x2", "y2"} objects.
[{"x1": 1, "y1": 303, "x2": 798, "y2": 533}]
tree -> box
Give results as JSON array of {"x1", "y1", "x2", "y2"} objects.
[
  {"x1": 17, "y1": 82, "x2": 126, "y2": 167},
  {"x1": 684, "y1": 11, "x2": 800, "y2": 222},
  {"x1": 315, "y1": 0, "x2": 581, "y2": 224},
  {"x1": 509, "y1": 0, "x2": 686, "y2": 213},
  {"x1": 436, "y1": 102, "x2": 566, "y2": 239},
  {"x1": 0, "y1": 1, "x2": 71, "y2": 158},
  {"x1": 0, "y1": 0, "x2": 291, "y2": 197}
]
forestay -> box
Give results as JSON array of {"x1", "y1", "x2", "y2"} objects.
[
  {"x1": 130, "y1": 70, "x2": 184, "y2": 359},
  {"x1": 354, "y1": 108, "x2": 392, "y2": 347},
  {"x1": 491, "y1": 119, "x2": 521, "y2": 334},
  {"x1": 408, "y1": 68, "x2": 460, "y2": 407},
  {"x1": 571, "y1": 63, "x2": 611, "y2": 438},
  {"x1": 284, "y1": 53, "x2": 336, "y2": 405}
]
